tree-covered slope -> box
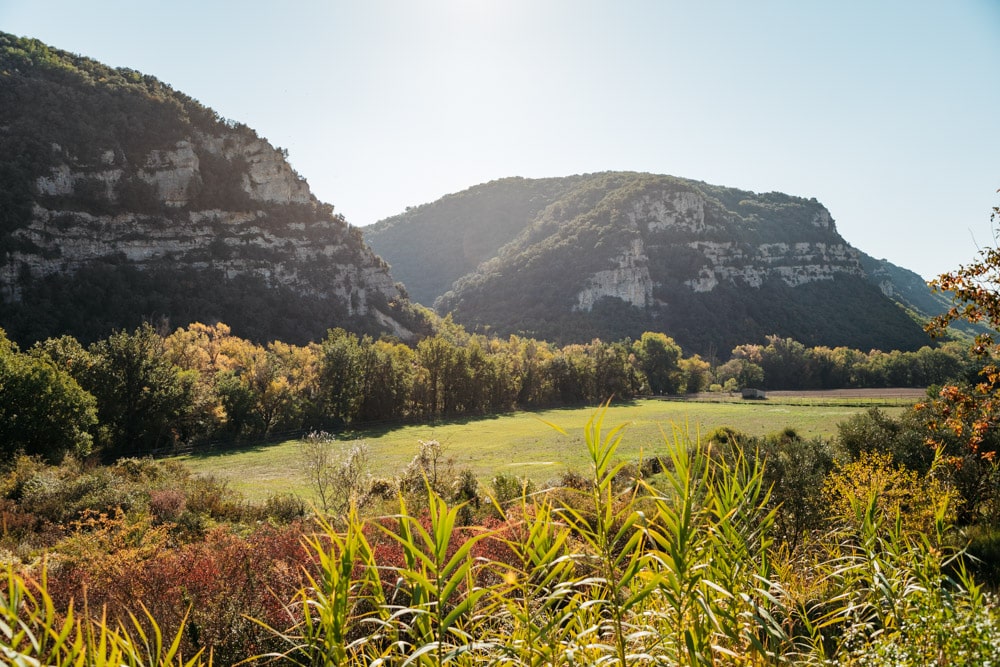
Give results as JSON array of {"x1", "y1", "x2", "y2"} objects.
[
  {"x1": 857, "y1": 251, "x2": 984, "y2": 337},
  {"x1": 364, "y1": 176, "x2": 589, "y2": 306},
  {"x1": 0, "y1": 32, "x2": 428, "y2": 345},
  {"x1": 367, "y1": 172, "x2": 936, "y2": 353}
]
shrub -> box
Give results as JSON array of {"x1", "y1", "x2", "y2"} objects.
[
  {"x1": 838, "y1": 406, "x2": 935, "y2": 473},
  {"x1": 47, "y1": 509, "x2": 170, "y2": 613},
  {"x1": 556, "y1": 468, "x2": 592, "y2": 491},
  {"x1": 16, "y1": 462, "x2": 145, "y2": 526},
  {"x1": 822, "y1": 450, "x2": 957, "y2": 535},
  {"x1": 709, "y1": 427, "x2": 836, "y2": 547},
  {"x1": 183, "y1": 474, "x2": 247, "y2": 522},
  {"x1": 489, "y1": 472, "x2": 536, "y2": 509},
  {"x1": 149, "y1": 488, "x2": 186, "y2": 523},
  {"x1": 367, "y1": 476, "x2": 398, "y2": 501},
  {"x1": 962, "y1": 524, "x2": 1000, "y2": 588},
  {"x1": 753, "y1": 430, "x2": 836, "y2": 546},
  {"x1": 262, "y1": 492, "x2": 307, "y2": 523},
  {"x1": 399, "y1": 438, "x2": 452, "y2": 497},
  {"x1": 451, "y1": 467, "x2": 480, "y2": 525},
  {"x1": 300, "y1": 431, "x2": 373, "y2": 516},
  {"x1": 41, "y1": 519, "x2": 312, "y2": 666},
  {"x1": 1, "y1": 565, "x2": 209, "y2": 667}
]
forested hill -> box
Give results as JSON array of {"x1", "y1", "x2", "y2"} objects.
[
  {"x1": 365, "y1": 172, "x2": 937, "y2": 354},
  {"x1": 365, "y1": 176, "x2": 590, "y2": 306},
  {"x1": 0, "y1": 32, "x2": 429, "y2": 345}
]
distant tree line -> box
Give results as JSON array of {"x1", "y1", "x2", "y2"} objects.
[
  {"x1": 0, "y1": 319, "x2": 973, "y2": 463},
  {"x1": 722, "y1": 333, "x2": 973, "y2": 391}
]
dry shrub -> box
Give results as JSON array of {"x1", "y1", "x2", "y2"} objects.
[
  {"x1": 149, "y1": 488, "x2": 186, "y2": 523},
  {"x1": 46, "y1": 508, "x2": 170, "y2": 612},
  {"x1": 41, "y1": 518, "x2": 313, "y2": 667}
]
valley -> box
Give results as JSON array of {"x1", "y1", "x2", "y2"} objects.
[{"x1": 1, "y1": 27, "x2": 998, "y2": 667}]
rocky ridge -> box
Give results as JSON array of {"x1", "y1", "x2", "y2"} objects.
[
  {"x1": 5, "y1": 135, "x2": 397, "y2": 317},
  {"x1": 571, "y1": 187, "x2": 863, "y2": 307}
]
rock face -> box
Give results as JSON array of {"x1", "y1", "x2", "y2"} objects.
[
  {"x1": 570, "y1": 186, "x2": 863, "y2": 306},
  {"x1": 5, "y1": 135, "x2": 387, "y2": 306},
  {"x1": 0, "y1": 32, "x2": 424, "y2": 344},
  {"x1": 368, "y1": 172, "x2": 934, "y2": 353},
  {"x1": 680, "y1": 240, "x2": 862, "y2": 293},
  {"x1": 633, "y1": 190, "x2": 708, "y2": 234},
  {"x1": 576, "y1": 237, "x2": 653, "y2": 311}
]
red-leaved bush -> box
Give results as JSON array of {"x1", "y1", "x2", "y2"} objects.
[{"x1": 44, "y1": 519, "x2": 314, "y2": 666}]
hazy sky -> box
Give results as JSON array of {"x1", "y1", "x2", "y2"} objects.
[{"x1": 3, "y1": 1, "x2": 999, "y2": 280}]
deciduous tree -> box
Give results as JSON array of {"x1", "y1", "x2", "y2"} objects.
[
  {"x1": 632, "y1": 331, "x2": 682, "y2": 394},
  {"x1": 921, "y1": 193, "x2": 1000, "y2": 520},
  {"x1": 0, "y1": 329, "x2": 97, "y2": 462},
  {"x1": 84, "y1": 323, "x2": 195, "y2": 459}
]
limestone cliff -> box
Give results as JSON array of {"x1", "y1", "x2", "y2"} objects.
[
  {"x1": 0, "y1": 32, "x2": 425, "y2": 344},
  {"x1": 569, "y1": 184, "x2": 863, "y2": 307},
  {"x1": 575, "y1": 237, "x2": 653, "y2": 311}
]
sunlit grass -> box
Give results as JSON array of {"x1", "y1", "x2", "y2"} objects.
[{"x1": 172, "y1": 398, "x2": 908, "y2": 501}]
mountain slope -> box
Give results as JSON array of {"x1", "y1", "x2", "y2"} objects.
[
  {"x1": 858, "y1": 251, "x2": 986, "y2": 340},
  {"x1": 366, "y1": 172, "x2": 937, "y2": 353},
  {"x1": 0, "y1": 32, "x2": 428, "y2": 345},
  {"x1": 858, "y1": 252, "x2": 951, "y2": 317},
  {"x1": 365, "y1": 176, "x2": 589, "y2": 306}
]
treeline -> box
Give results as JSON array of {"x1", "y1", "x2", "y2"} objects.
[
  {"x1": 0, "y1": 320, "x2": 971, "y2": 463},
  {"x1": 722, "y1": 333, "x2": 972, "y2": 390}
]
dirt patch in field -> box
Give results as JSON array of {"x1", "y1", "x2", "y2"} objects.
[
  {"x1": 688, "y1": 388, "x2": 928, "y2": 401},
  {"x1": 760, "y1": 388, "x2": 928, "y2": 399}
]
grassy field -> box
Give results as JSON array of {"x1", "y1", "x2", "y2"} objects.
[{"x1": 173, "y1": 396, "x2": 913, "y2": 501}]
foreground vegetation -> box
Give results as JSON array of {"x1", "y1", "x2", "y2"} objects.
[
  {"x1": 1, "y1": 261, "x2": 994, "y2": 666},
  {"x1": 3, "y1": 406, "x2": 999, "y2": 665}
]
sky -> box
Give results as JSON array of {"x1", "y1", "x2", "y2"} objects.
[{"x1": 2, "y1": 1, "x2": 999, "y2": 280}]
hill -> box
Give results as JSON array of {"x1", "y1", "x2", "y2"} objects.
[
  {"x1": 0, "y1": 32, "x2": 429, "y2": 345},
  {"x1": 365, "y1": 172, "x2": 936, "y2": 353},
  {"x1": 365, "y1": 176, "x2": 589, "y2": 306}
]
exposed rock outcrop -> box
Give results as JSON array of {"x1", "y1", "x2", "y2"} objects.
[
  {"x1": 576, "y1": 237, "x2": 653, "y2": 311},
  {"x1": 632, "y1": 190, "x2": 708, "y2": 234},
  {"x1": 682, "y1": 239, "x2": 863, "y2": 292}
]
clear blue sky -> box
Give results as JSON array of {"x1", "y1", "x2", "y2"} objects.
[{"x1": 3, "y1": 1, "x2": 999, "y2": 280}]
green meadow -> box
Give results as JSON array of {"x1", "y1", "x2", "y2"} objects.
[{"x1": 174, "y1": 397, "x2": 910, "y2": 500}]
